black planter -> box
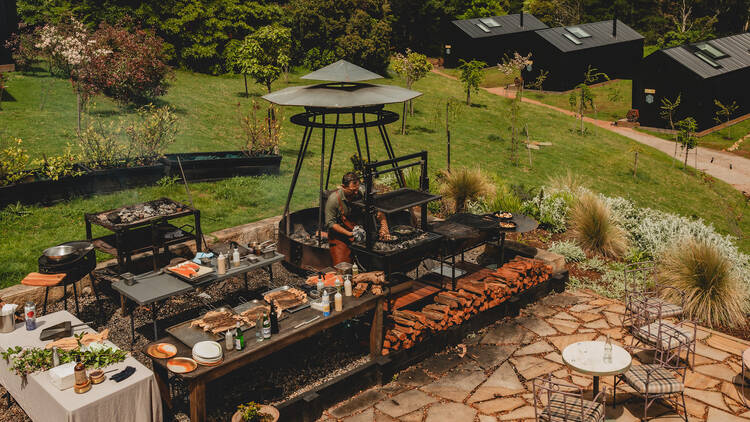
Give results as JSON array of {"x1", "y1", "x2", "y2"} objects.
[
  {"x1": 87, "y1": 164, "x2": 167, "y2": 194},
  {"x1": 162, "y1": 151, "x2": 281, "y2": 182}
]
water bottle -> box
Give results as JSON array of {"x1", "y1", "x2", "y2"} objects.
[{"x1": 604, "y1": 335, "x2": 613, "y2": 363}]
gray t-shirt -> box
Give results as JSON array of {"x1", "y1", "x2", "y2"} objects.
[{"x1": 325, "y1": 187, "x2": 364, "y2": 230}]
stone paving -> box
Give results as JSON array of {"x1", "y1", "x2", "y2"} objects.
[{"x1": 318, "y1": 289, "x2": 750, "y2": 421}]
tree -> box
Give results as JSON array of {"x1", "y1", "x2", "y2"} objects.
[
  {"x1": 629, "y1": 144, "x2": 644, "y2": 178},
  {"x1": 498, "y1": 52, "x2": 532, "y2": 165},
  {"x1": 659, "y1": 94, "x2": 681, "y2": 165},
  {"x1": 523, "y1": 0, "x2": 583, "y2": 26},
  {"x1": 676, "y1": 117, "x2": 698, "y2": 169},
  {"x1": 568, "y1": 66, "x2": 609, "y2": 135},
  {"x1": 456, "y1": 0, "x2": 508, "y2": 19},
  {"x1": 432, "y1": 99, "x2": 463, "y2": 171},
  {"x1": 458, "y1": 59, "x2": 486, "y2": 105},
  {"x1": 392, "y1": 49, "x2": 433, "y2": 116},
  {"x1": 713, "y1": 99, "x2": 739, "y2": 139},
  {"x1": 232, "y1": 26, "x2": 291, "y2": 95},
  {"x1": 657, "y1": 0, "x2": 718, "y2": 48}
]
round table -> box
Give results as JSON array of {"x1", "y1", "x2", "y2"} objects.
[
  {"x1": 497, "y1": 214, "x2": 539, "y2": 264},
  {"x1": 562, "y1": 341, "x2": 632, "y2": 396},
  {"x1": 741, "y1": 348, "x2": 750, "y2": 407}
]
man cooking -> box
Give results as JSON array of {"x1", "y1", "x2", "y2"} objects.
[{"x1": 326, "y1": 172, "x2": 390, "y2": 266}]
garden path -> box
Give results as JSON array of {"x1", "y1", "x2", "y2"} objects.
[
  {"x1": 319, "y1": 289, "x2": 750, "y2": 421},
  {"x1": 432, "y1": 69, "x2": 750, "y2": 195}
]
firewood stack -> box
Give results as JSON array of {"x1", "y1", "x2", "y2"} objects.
[{"x1": 382, "y1": 256, "x2": 552, "y2": 355}]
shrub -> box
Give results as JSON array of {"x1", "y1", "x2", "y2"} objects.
[
  {"x1": 548, "y1": 240, "x2": 586, "y2": 263},
  {"x1": 570, "y1": 192, "x2": 627, "y2": 258},
  {"x1": 0, "y1": 138, "x2": 31, "y2": 186},
  {"x1": 579, "y1": 256, "x2": 609, "y2": 273},
  {"x1": 658, "y1": 238, "x2": 747, "y2": 328},
  {"x1": 546, "y1": 170, "x2": 587, "y2": 194},
  {"x1": 32, "y1": 147, "x2": 82, "y2": 180},
  {"x1": 76, "y1": 121, "x2": 127, "y2": 169},
  {"x1": 520, "y1": 189, "x2": 572, "y2": 233},
  {"x1": 438, "y1": 168, "x2": 495, "y2": 214},
  {"x1": 236, "y1": 101, "x2": 282, "y2": 156},
  {"x1": 125, "y1": 104, "x2": 179, "y2": 164},
  {"x1": 481, "y1": 183, "x2": 523, "y2": 214}
]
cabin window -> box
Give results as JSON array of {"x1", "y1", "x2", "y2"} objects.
[
  {"x1": 694, "y1": 51, "x2": 722, "y2": 68},
  {"x1": 695, "y1": 42, "x2": 728, "y2": 60},
  {"x1": 566, "y1": 26, "x2": 592, "y2": 38},
  {"x1": 563, "y1": 33, "x2": 582, "y2": 45},
  {"x1": 476, "y1": 22, "x2": 491, "y2": 33},
  {"x1": 479, "y1": 18, "x2": 501, "y2": 28}
]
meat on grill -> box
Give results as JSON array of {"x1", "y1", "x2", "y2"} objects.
[
  {"x1": 263, "y1": 288, "x2": 307, "y2": 311},
  {"x1": 190, "y1": 310, "x2": 238, "y2": 334}
]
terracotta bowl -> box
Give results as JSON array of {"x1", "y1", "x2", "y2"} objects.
[{"x1": 231, "y1": 405, "x2": 279, "y2": 422}]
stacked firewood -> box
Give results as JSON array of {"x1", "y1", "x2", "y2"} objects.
[{"x1": 382, "y1": 256, "x2": 552, "y2": 355}]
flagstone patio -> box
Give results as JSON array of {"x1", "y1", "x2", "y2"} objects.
[{"x1": 318, "y1": 289, "x2": 750, "y2": 421}]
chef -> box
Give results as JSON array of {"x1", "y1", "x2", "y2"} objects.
[{"x1": 325, "y1": 172, "x2": 390, "y2": 266}]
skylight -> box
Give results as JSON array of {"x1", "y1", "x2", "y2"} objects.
[
  {"x1": 563, "y1": 33, "x2": 582, "y2": 45},
  {"x1": 695, "y1": 42, "x2": 728, "y2": 60},
  {"x1": 566, "y1": 26, "x2": 592, "y2": 39},
  {"x1": 479, "y1": 18, "x2": 501, "y2": 28},
  {"x1": 694, "y1": 51, "x2": 722, "y2": 68},
  {"x1": 476, "y1": 22, "x2": 491, "y2": 33}
]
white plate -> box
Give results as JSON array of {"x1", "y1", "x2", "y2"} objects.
[{"x1": 192, "y1": 341, "x2": 223, "y2": 360}]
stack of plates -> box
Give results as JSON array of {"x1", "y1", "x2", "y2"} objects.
[{"x1": 192, "y1": 341, "x2": 223, "y2": 366}]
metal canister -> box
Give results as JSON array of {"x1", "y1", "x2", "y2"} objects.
[{"x1": 24, "y1": 302, "x2": 36, "y2": 331}]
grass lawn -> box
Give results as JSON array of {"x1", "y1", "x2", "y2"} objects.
[
  {"x1": 525, "y1": 79, "x2": 632, "y2": 122},
  {"x1": 637, "y1": 118, "x2": 750, "y2": 159},
  {"x1": 0, "y1": 68, "x2": 748, "y2": 288},
  {"x1": 440, "y1": 66, "x2": 517, "y2": 89}
]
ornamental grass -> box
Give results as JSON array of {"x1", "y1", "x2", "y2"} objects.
[
  {"x1": 570, "y1": 192, "x2": 627, "y2": 258},
  {"x1": 658, "y1": 238, "x2": 747, "y2": 328},
  {"x1": 438, "y1": 167, "x2": 494, "y2": 214}
]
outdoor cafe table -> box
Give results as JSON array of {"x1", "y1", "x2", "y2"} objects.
[
  {"x1": 0, "y1": 311, "x2": 162, "y2": 422},
  {"x1": 112, "y1": 252, "x2": 284, "y2": 341},
  {"x1": 146, "y1": 289, "x2": 386, "y2": 422},
  {"x1": 562, "y1": 340, "x2": 632, "y2": 396}
]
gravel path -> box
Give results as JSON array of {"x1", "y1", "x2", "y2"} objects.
[{"x1": 432, "y1": 69, "x2": 750, "y2": 194}]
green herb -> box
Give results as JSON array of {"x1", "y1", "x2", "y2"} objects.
[
  {"x1": 2, "y1": 345, "x2": 127, "y2": 377},
  {"x1": 237, "y1": 401, "x2": 273, "y2": 422}
]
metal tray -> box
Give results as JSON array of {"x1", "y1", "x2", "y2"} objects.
[
  {"x1": 166, "y1": 307, "x2": 246, "y2": 348},
  {"x1": 262, "y1": 285, "x2": 310, "y2": 313}
]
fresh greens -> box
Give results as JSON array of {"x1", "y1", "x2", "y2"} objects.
[{"x1": 1, "y1": 343, "x2": 127, "y2": 377}]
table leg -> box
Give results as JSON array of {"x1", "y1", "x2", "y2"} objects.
[
  {"x1": 267, "y1": 265, "x2": 274, "y2": 284},
  {"x1": 189, "y1": 380, "x2": 207, "y2": 422},
  {"x1": 499, "y1": 233, "x2": 506, "y2": 267},
  {"x1": 152, "y1": 364, "x2": 173, "y2": 411},
  {"x1": 593, "y1": 376, "x2": 600, "y2": 396},
  {"x1": 130, "y1": 312, "x2": 135, "y2": 344},
  {"x1": 370, "y1": 297, "x2": 384, "y2": 358},
  {"x1": 151, "y1": 303, "x2": 159, "y2": 340},
  {"x1": 244, "y1": 273, "x2": 249, "y2": 291}
]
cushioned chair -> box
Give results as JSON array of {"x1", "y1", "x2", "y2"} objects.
[
  {"x1": 616, "y1": 324, "x2": 689, "y2": 421},
  {"x1": 533, "y1": 375, "x2": 606, "y2": 422},
  {"x1": 622, "y1": 261, "x2": 684, "y2": 326}
]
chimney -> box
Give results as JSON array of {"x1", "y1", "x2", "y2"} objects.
[
  {"x1": 520, "y1": 11, "x2": 524, "y2": 27},
  {"x1": 612, "y1": 14, "x2": 617, "y2": 37}
]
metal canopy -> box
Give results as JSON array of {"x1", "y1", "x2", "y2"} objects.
[
  {"x1": 301, "y1": 59, "x2": 383, "y2": 82},
  {"x1": 262, "y1": 83, "x2": 422, "y2": 108}
]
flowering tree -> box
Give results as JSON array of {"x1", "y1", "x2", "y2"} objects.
[
  {"x1": 498, "y1": 52, "x2": 533, "y2": 165},
  {"x1": 392, "y1": 49, "x2": 432, "y2": 116}
]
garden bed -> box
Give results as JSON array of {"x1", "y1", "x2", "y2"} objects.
[{"x1": 162, "y1": 151, "x2": 281, "y2": 182}]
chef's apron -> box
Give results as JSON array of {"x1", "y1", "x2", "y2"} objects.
[{"x1": 329, "y1": 190, "x2": 357, "y2": 266}]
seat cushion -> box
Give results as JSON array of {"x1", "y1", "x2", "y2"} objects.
[
  {"x1": 627, "y1": 297, "x2": 682, "y2": 318},
  {"x1": 21, "y1": 272, "x2": 65, "y2": 287},
  {"x1": 622, "y1": 364, "x2": 684, "y2": 394},
  {"x1": 633, "y1": 321, "x2": 694, "y2": 350},
  {"x1": 541, "y1": 392, "x2": 604, "y2": 422}
]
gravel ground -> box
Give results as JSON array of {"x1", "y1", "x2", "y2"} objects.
[{"x1": 0, "y1": 261, "x2": 374, "y2": 422}]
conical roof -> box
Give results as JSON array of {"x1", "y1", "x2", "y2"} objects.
[
  {"x1": 301, "y1": 60, "x2": 383, "y2": 82},
  {"x1": 262, "y1": 83, "x2": 421, "y2": 109}
]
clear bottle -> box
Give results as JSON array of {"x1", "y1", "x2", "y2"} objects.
[
  {"x1": 256, "y1": 314, "x2": 264, "y2": 342},
  {"x1": 217, "y1": 253, "x2": 227, "y2": 275},
  {"x1": 225, "y1": 328, "x2": 234, "y2": 351},
  {"x1": 234, "y1": 322, "x2": 245, "y2": 350},
  {"x1": 344, "y1": 275, "x2": 352, "y2": 297},
  {"x1": 322, "y1": 290, "x2": 330, "y2": 317},
  {"x1": 262, "y1": 313, "x2": 271, "y2": 339},
  {"x1": 334, "y1": 277, "x2": 342, "y2": 294},
  {"x1": 603, "y1": 334, "x2": 613, "y2": 363},
  {"x1": 232, "y1": 247, "x2": 241, "y2": 267},
  {"x1": 52, "y1": 347, "x2": 60, "y2": 367},
  {"x1": 316, "y1": 272, "x2": 324, "y2": 291},
  {"x1": 334, "y1": 290, "x2": 343, "y2": 312},
  {"x1": 352, "y1": 263, "x2": 359, "y2": 276}
]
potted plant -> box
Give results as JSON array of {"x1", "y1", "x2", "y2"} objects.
[
  {"x1": 163, "y1": 101, "x2": 282, "y2": 181},
  {"x1": 231, "y1": 401, "x2": 279, "y2": 422}
]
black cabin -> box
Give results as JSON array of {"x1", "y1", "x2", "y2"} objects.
[
  {"x1": 445, "y1": 13, "x2": 548, "y2": 68},
  {"x1": 633, "y1": 33, "x2": 750, "y2": 131},
  {"x1": 521, "y1": 20, "x2": 644, "y2": 91},
  {"x1": 1, "y1": 0, "x2": 17, "y2": 65}
]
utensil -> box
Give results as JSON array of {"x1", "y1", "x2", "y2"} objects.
[
  {"x1": 166, "y1": 357, "x2": 197, "y2": 374},
  {"x1": 293, "y1": 316, "x2": 320, "y2": 329},
  {"x1": 39, "y1": 321, "x2": 91, "y2": 341},
  {"x1": 43, "y1": 245, "x2": 76, "y2": 262},
  {"x1": 146, "y1": 342, "x2": 178, "y2": 359}
]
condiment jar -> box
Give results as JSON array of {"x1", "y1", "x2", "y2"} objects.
[{"x1": 344, "y1": 275, "x2": 352, "y2": 297}]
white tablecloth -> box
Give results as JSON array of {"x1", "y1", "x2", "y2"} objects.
[{"x1": 0, "y1": 311, "x2": 163, "y2": 422}]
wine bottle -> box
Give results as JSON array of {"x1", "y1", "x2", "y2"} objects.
[
  {"x1": 269, "y1": 302, "x2": 279, "y2": 334},
  {"x1": 234, "y1": 322, "x2": 245, "y2": 350},
  {"x1": 262, "y1": 312, "x2": 271, "y2": 339}
]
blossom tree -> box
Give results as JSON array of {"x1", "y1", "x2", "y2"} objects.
[
  {"x1": 498, "y1": 52, "x2": 532, "y2": 165},
  {"x1": 392, "y1": 49, "x2": 432, "y2": 116}
]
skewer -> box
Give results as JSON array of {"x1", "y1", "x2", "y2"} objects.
[{"x1": 294, "y1": 316, "x2": 320, "y2": 329}]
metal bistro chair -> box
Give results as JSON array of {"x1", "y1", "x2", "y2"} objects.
[
  {"x1": 533, "y1": 375, "x2": 606, "y2": 422},
  {"x1": 615, "y1": 327, "x2": 689, "y2": 421},
  {"x1": 622, "y1": 261, "x2": 684, "y2": 328},
  {"x1": 627, "y1": 290, "x2": 696, "y2": 368}
]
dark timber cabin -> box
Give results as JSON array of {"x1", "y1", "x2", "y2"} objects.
[
  {"x1": 633, "y1": 32, "x2": 750, "y2": 131},
  {"x1": 0, "y1": 0, "x2": 17, "y2": 65},
  {"x1": 521, "y1": 19, "x2": 644, "y2": 91},
  {"x1": 444, "y1": 13, "x2": 548, "y2": 68}
]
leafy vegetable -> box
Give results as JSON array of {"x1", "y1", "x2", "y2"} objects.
[{"x1": 1, "y1": 343, "x2": 127, "y2": 377}]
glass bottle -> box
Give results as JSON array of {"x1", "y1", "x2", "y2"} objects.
[
  {"x1": 603, "y1": 334, "x2": 613, "y2": 363},
  {"x1": 256, "y1": 314, "x2": 264, "y2": 342},
  {"x1": 269, "y1": 302, "x2": 279, "y2": 334},
  {"x1": 234, "y1": 322, "x2": 245, "y2": 350},
  {"x1": 262, "y1": 312, "x2": 271, "y2": 339}
]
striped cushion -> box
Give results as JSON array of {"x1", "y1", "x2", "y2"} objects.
[
  {"x1": 627, "y1": 297, "x2": 682, "y2": 318},
  {"x1": 540, "y1": 392, "x2": 604, "y2": 422},
  {"x1": 21, "y1": 272, "x2": 65, "y2": 287},
  {"x1": 622, "y1": 364, "x2": 684, "y2": 394},
  {"x1": 633, "y1": 321, "x2": 694, "y2": 350}
]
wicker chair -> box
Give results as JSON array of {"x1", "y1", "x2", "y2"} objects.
[
  {"x1": 626, "y1": 290, "x2": 696, "y2": 367},
  {"x1": 615, "y1": 328, "x2": 689, "y2": 421},
  {"x1": 622, "y1": 261, "x2": 684, "y2": 328},
  {"x1": 533, "y1": 375, "x2": 606, "y2": 422}
]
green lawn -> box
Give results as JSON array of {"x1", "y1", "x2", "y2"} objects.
[
  {"x1": 440, "y1": 67, "x2": 517, "y2": 89},
  {"x1": 0, "y1": 68, "x2": 748, "y2": 288},
  {"x1": 637, "y1": 119, "x2": 750, "y2": 159},
  {"x1": 525, "y1": 79, "x2": 633, "y2": 122}
]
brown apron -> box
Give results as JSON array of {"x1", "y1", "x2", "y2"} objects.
[{"x1": 329, "y1": 190, "x2": 357, "y2": 266}]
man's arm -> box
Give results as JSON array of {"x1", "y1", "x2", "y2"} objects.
[{"x1": 331, "y1": 223, "x2": 353, "y2": 237}]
